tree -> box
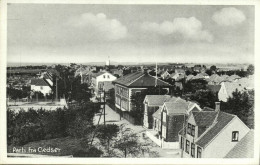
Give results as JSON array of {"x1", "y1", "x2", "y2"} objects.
[
  {"x1": 247, "y1": 64, "x2": 254, "y2": 75},
  {"x1": 210, "y1": 65, "x2": 217, "y2": 72},
  {"x1": 113, "y1": 124, "x2": 158, "y2": 158},
  {"x1": 113, "y1": 124, "x2": 142, "y2": 157},
  {"x1": 183, "y1": 79, "x2": 207, "y2": 94},
  {"x1": 190, "y1": 89, "x2": 218, "y2": 108},
  {"x1": 221, "y1": 90, "x2": 254, "y2": 129},
  {"x1": 96, "y1": 124, "x2": 119, "y2": 155}
]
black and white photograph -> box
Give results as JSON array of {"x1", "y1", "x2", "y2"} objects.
[{"x1": 0, "y1": 0, "x2": 259, "y2": 164}]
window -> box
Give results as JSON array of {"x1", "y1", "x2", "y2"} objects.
[
  {"x1": 187, "y1": 123, "x2": 191, "y2": 135},
  {"x1": 103, "y1": 75, "x2": 105, "y2": 78},
  {"x1": 191, "y1": 125, "x2": 195, "y2": 137},
  {"x1": 185, "y1": 140, "x2": 190, "y2": 153},
  {"x1": 191, "y1": 143, "x2": 195, "y2": 157},
  {"x1": 40, "y1": 86, "x2": 43, "y2": 90},
  {"x1": 197, "y1": 146, "x2": 202, "y2": 158},
  {"x1": 162, "y1": 126, "x2": 167, "y2": 138},
  {"x1": 107, "y1": 75, "x2": 110, "y2": 79},
  {"x1": 163, "y1": 112, "x2": 167, "y2": 122},
  {"x1": 232, "y1": 131, "x2": 239, "y2": 142}
]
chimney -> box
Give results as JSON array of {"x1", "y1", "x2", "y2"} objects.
[{"x1": 215, "y1": 102, "x2": 220, "y2": 112}]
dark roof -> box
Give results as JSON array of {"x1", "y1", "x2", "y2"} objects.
[
  {"x1": 92, "y1": 72, "x2": 107, "y2": 78},
  {"x1": 225, "y1": 130, "x2": 254, "y2": 158},
  {"x1": 113, "y1": 72, "x2": 172, "y2": 87},
  {"x1": 203, "y1": 107, "x2": 215, "y2": 111},
  {"x1": 145, "y1": 95, "x2": 171, "y2": 106},
  {"x1": 196, "y1": 111, "x2": 235, "y2": 148},
  {"x1": 192, "y1": 111, "x2": 218, "y2": 127},
  {"x1": 31, "y1": 79, "x2": 50, "y2": 86},
  {"x1": 207, "y1": 85, "x2": 221, "y2": 93}
]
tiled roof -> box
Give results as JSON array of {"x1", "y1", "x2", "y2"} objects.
[
  {"x1": 113, "y1": 72, "x2": 172, "y2": 87},
  {"x1": 225, "y1": 130, "x2": 254, "y2": 158},
  {"x1": 31, "y1": 79, "x2": 50, "y2": 86},
  {"x1": 152, "y1": 107, "x2": 162, "y2": 119},
  {"x1": 192, "y1": 111, "x2": 218, "y2": 127},
  {"x1": 164, "y1": 100, "x2": 190, "y2": 115},
  {"x1": 226, "y1": 75, "x2": 241, "y2": 82},
  {"x1": 145, "y1": 95, "x2": 171, "y2": 106},
  {"x1": 207, "y1": 85, "x2": 221, "y2": 93},
  {"x1": 196, "y1": 111, "x2": 235, "y2": 148},
  {"x1": 203, "y1": 107, "x2": 215, "y2": 111}
]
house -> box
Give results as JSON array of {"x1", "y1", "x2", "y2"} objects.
[
  {"x1": 113, "y1": 72, "x2": 172, "y2": 121},
  {"x1": 179, "y1": 103, "x2": 252, "y2": 158},
  {"x1": 160, "y1": 98, "x2": 201, "y2": 144},
  {"x1": 91, "y1": 72, "x2": 117, "y2": 95},
  {"x1": 110, "y1": 69, "x2": 123, "y2": 77},
  {"x1": 158, "y1": 70, "x2": 170, "y2": 79},
  {"x1": 143, "y1": 95, "x2": 171, "y2": 129},
  {"x1": 218, "y1": 77, "x2": 254, "y2": 102},
  {"x1": 30, "y1": 79, "x2": 52, "y2": 96}
]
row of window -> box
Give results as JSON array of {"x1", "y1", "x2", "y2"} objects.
[
  {"x1": 115, "y1": 86, "x2": 129, "y2": 97},
  {"x1": 187, "y1": 123, "x2": 195, "y2": 137},
  {"x1": 180, "y1": 137, "x2": 201, "y2": 158},
  {"x1": 103, "y1": 75, "x2": 110, "y2": 79}
]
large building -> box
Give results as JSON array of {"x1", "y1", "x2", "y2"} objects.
[
  {"x1": 112, "y1": 72, "x2": 172, "y2": 123},
  {"x1": 91, "y1": 72, "x2": 117, "y2": 95}
]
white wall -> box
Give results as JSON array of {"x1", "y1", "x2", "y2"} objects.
[
  {"x1": 218, "y1": 83, "x2": 228, "y2": 102},
  {"x1": 31, "y1": 86, "x2": 52, "y2": 96},
  {"x1": 96, "y1": 72, "x2": 117, "y2": 89},
  {"x1": 203, "y1": 117, "x2": 250, "y2": 158}
]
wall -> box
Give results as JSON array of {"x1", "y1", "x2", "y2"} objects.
[
  {"x1": 218, "y1": 83, "x2": 228, "y2": 102},
  {"x1": 166, "y1": 115, "x2": 186, "y2": 142},
  {"x1": 203, "y1": 117, "x2": 250, "y2": 158},
  {"x1": 31, "y1": 85, "x2": 52, "y2": 96}
]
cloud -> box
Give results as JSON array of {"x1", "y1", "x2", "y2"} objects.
[
  {"x1": 212, "y1": 7, "x2": 246, "y2": 26},
  {"x1": 140, "y1": 17, "x2": 213, "y2": 42},
  {"x1": 67, "y1": 13, "x2": 128, "y2": 41}
]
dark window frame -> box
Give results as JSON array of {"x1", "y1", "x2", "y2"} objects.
[
  {"x1": 185, "y1": 140, "x2": 190, "y2": 154},
  {"x1": 191, "y1": 125, "x2": 195, "y2": 137},
  {"x1": 191, "y1": 143, "x2": 195, "y2": 157},
  {"x1": 187, "y1": 123, "x2": 191, "y2": 135},
  {"x1": 197, "y1": 146, "x2": 202, "y2": 158},
  {"x1": 232, "y1": 131, "x2": 239, "y2": 142}
]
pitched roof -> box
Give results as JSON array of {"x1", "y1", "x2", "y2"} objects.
[
  {"x1": 196, "y1": 111, "x2": 235, "y2": 148},
  {"x1": 31, "y1": 79, "x2": 50, "y2": 86},
  {"x1": 113, "y1": 72, "x2": 172, "y2": 87},
  {"x1": 92, "y1": 72, "x2": 108, "y2": 78},
  {"x1": 152, "y1": 107, "x2": 162, "y2": 119},
  {"x1": 164, "y1": 98, "x2": 197, "y2": 115},
  {"x1": 186, "y1": 75, "x2": 194, "y2": 81},
  {"x1": 225, "y1": 130, "x2": 254, "y2": 158},
  {"x1": 226, "y1": 74, "x2": 241, "y2": 82},
  {"x1": 192, "y1": 111, "x2": 218, "y2": 127},
  {"x1": 145, "y1": 95, "x2": 171, "y2": 106}
]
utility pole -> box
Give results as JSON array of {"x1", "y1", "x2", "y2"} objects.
[
  {"x1": 56, "y1": 77, "x2": 58, "y2": 101},
  {"x1": 103, "y1": 89, "x2": 106, "y2": 125}
]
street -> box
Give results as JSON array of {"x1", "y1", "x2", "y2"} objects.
[{"x1": 93, "y1": 104, "x2": 181, "y2": 158}]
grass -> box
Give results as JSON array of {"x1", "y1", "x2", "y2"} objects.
[{"x1": 8, "y1": 136, "x2": 86, "y2": 156}]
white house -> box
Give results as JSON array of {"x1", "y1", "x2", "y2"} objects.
[
  {"x1": 30, "y1": 79, "x2": 52, "y2": 96},
  {"x1": 179, "y1": 103, "x2": 252, "y2": 158},
  {"x1": 91, "y1": 72, "x2": 117, "y2": 94}
]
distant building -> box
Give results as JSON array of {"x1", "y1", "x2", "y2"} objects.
[
  {"x1": 91, "y1": 72, "x2": 117, "y2": 95},
  {"x1": 218, "y1": 76, "x2": 254, "y2": 102},
  {"x1": 179, "y1": 103, "x2": 253, "y2": 158},
  {"x1": 30, "y1": 79, "x2": 52, "y2": 96}
]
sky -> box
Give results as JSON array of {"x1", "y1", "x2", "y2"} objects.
[{"x1": 7, "y1": 4, "x2": 254, "y2": 64}]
